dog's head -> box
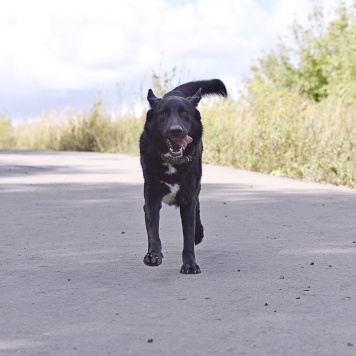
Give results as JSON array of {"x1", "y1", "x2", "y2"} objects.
[{"x1": 145, "y1": 89, "x2": 202, "y2": 156}]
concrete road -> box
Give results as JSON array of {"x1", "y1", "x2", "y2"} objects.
[{"x1": 1, "y1": 150, "x2": 356, "y2": 356}]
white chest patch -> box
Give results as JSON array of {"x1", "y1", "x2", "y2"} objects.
[
  {"x1": 161, "y1": 183, "x2": 180, "y2": 205},
  {"x1": 162, "y1": 162, "x2": 177, "y2": 175}
]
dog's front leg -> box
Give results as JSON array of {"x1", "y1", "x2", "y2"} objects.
[
  {"x1": 180, "y1": 198, "x2": 201, "y2": 274},
  {"x1": 143, "y1": 188, "x2": 163, "y2": 267}
]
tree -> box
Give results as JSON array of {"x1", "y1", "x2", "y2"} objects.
[{"x1": 247, "y1": 1, "x2": 356, "y2": 103}]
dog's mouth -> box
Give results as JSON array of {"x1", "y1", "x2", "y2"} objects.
[{"x1": 166, "y1": 136, "x2": 193, "y2": 157}]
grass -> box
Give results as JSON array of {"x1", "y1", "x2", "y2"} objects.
[
  {"x1": 1, "y1": 103, "x2": 144, "y2": 155},
  {"x1": 1, "y1": 89, "x2": 355, "y2": 188},
  {"x1": 202, "y1": 90, "x2": 356, "y2": 188}
]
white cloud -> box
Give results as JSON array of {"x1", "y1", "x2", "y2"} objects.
[{"x1": 0, "y1": 0, "x2": 339, "y2": 117}]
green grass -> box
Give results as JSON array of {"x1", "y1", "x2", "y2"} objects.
[{"x1": 1, "y1": 90, "x2": 355, "y2": 188}]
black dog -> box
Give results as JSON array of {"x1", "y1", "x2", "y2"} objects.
[{"x1": 140, "y1": 79, "x2": 227, "y2": 274}]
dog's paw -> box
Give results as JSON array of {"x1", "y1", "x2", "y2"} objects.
[
  {"x1": 180, "y1": 263, "x2": 201, "y2": 274},
  {"x1": 143, "y1": 253, "x2": 163, "y2": 267}
]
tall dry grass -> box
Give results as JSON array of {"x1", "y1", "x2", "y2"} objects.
[
  {"x1": 1, "y1": 91, "x2": 355, "y2": 188},
  {"x1": 3, "y1": 102, "x2": 144, "y2": 155},
  {"x1": 201, "y1": 89, "x2": 356, "y2": 187}
]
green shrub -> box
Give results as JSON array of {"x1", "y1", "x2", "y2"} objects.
[{"x1": 248, "y1": 2, "x2": 356, "y2": 103}]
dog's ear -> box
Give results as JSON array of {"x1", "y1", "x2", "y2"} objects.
[
  {"x1": 188, "y1": 88, "x2": 202, "y2": 107},
  {"x1": 147, "y1": 89, "x2": 159, "y2": 108}
]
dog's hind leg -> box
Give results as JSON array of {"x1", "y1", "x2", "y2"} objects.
[
  {"x1": 143, "y1": 191, "x2": 163, "y2": 267},
  {"x1": 180, "y1": 198, "x2": 201, "y2": 274},
  {"x1": 195, "y1": 198, "x2": 204, "y2": 245}
]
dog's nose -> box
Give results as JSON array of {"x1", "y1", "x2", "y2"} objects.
[{"x1": 169, "y1": 125, "x2": 183, "y2": 137}]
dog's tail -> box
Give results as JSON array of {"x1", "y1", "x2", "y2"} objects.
[{"x1": 165, "y1": 79, "x2": 227, "y2": 98}]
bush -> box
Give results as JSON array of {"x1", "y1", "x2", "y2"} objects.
[{"x1": 248, "y1": 2, "x2": 356, "y2": 103}]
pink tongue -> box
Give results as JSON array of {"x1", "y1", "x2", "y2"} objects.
[{"x1": 171, "y1": 135, "x2": 193, "y2": 149}]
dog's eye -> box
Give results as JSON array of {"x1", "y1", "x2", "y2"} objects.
[
  {"x1": 159, "y1": 110, "x2": 167, "y2": 116},
  {"x1": 181, "y1": 111, "x2": 188, "y2": 117}
]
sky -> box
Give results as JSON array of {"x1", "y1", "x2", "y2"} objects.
[{"x1": 0, "y1": 0, "x2": 336, "y2": 120}]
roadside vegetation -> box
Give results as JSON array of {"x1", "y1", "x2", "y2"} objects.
[{"x1": 1, "y1": 2, "x2": 355, "y2": 188}]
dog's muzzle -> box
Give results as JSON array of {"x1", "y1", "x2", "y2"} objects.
[{"x1": 166, "y1": 139, "x2": 183, "y2": 157}]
